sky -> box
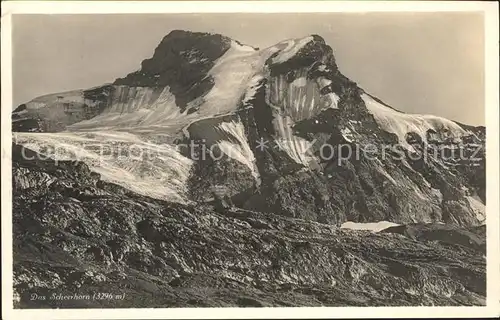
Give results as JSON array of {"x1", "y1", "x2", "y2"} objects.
[{"x1": 12, "y1": 13, "x2": 485, "y2": 125}]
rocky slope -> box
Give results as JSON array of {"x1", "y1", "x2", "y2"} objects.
[{"x1": 12, "y1": 145, "x2": 485, "y2": 307}]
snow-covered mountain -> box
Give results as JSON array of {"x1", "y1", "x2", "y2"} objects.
[
  {"x1": 10, "y1": 29, "x2": 487, "y2": 308},
  {"x1": 12, "y1": 30, "x2": 485, "y2": 226}
]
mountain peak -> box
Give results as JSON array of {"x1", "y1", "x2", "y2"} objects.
[
  {"x1": 11, "y1": 27, "x2": 487, "y2": 308},
  {"x1": 159, "y1": 29, "x2": 232, "y2": 45}
]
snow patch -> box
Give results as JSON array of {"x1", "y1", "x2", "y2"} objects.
[
  {"x1": 341, "y1": 127, "x2": 354, "y2": 142},
  {"x1": 70, "y1": 86, "x2": 184, "y2": 132},
  {"x1": 232, "y1": 41, "x2": 258, "y2": 52},
  {"x1": 326, "y1": 93, "x2": 339, "y2": 109},
  {"x1": 273, "y1": 115, "x2": 316, "y2": 167},
  {"x1": 341, "y1": 221, "x2": 400, "y2": 233},
  {"x1": 271, "y1": 36, "x2": 314, "y2": 64},
  {"x1": 242, "y1": 75, "x2": 264, "y2": 106},
  {"x1": 216, "y1": 121, "x2": 260, "y2": 184}
]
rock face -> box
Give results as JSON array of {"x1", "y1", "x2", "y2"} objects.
[
  {"x1": 12, "y1": 145, "x2": 485, "y2": 307},
  {"x1": 10, "y1": 31, "x2": 486, "y2": 307}
]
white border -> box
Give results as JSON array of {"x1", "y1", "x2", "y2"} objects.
[
  {"x1": 1, "y1": 1, "x2": 499, "y2": 319},
  {"x1": 0, "y1": 1, "x2": 497, "y2": 14}
]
